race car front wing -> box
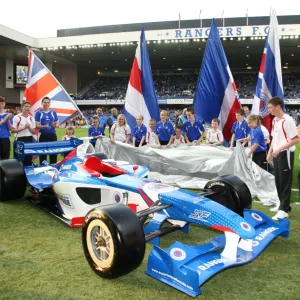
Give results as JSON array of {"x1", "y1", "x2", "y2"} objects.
[{"x1": 145, "y1": 209, "x2": 289, "y2": 297}]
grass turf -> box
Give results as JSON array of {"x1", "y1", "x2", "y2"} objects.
[{"x1": 0, "y1": 128, "x2": 299, "y2": 300}]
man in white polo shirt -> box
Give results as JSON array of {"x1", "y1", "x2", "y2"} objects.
[
  {"x1": 11, "y1": 101, "x2": 36, "y2": 166},
  {"x1": 267, "y1": 97, "x2": 299, "y2": 220}
]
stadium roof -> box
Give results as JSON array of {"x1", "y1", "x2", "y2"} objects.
[
  {"x1": 57, "y1": 15, "x2": 300, "y2": 36},
  {"x1": 0, "y1": 15, "x2": 299, "y2": 72}
]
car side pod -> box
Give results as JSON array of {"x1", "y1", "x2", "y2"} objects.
[{"x1": 145, "y1": 209, "x2": 290, "y2": 297}]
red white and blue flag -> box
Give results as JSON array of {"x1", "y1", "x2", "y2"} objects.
[
  {"x1": 193, "y1": 19, "x2": 241, "y2": 141},
  {"x1": 24, "y1": 48, "x2": 82, "y2": 124},
  {"x1": 123, "y1": 28, "x2": 160, "y2": 131},
  {"x1": 251, "y1": 11, "x2": 283, "y2": 133}
]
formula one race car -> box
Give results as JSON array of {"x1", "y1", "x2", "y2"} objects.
[
  {"x1": 81, "y1": 175, "x2": 289, "y2": 297},
  {"x1": 0, "y1": 138, "x2": 150, "y2": 227}
]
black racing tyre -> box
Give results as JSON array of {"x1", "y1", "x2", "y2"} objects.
[
  {"x1": 0, "y1": 159, "x2": 26, "y2": 201},
  {"x1": 91, "y1": 153, "x2": 108, "y2": 160},
  {"x1": 82, "y1": 204, "x2": 145, "y2": 279},
  {"x1": 204, "y1": 175, "x2": 252, "y2": 216}
]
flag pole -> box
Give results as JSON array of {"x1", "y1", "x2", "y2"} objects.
[
  {"x1": 246, "y1": 8, "x2": 249, "y2": 26},
  {"x1": 178, "y1": 11, "x2": 181, "y2": 28},
  {"x1": 199, "y1": 9, "x2": 202, "y2": 28},
  {"x1": 222, "y1": 10, "x2": 225, "y2": 27}
]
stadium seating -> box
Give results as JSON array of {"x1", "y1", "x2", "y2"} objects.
[{"x1": 74, "y1": 73, "x2": 300, "y2": 100}]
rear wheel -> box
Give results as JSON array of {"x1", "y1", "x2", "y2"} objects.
[
  {"x1": 204, "y1": 175, "x2": 252, "y2": 216},
  {"x1": 0, "y1": 159, "x2": 26, "y2": 201},
  {"x1": 82, "y1": 204, "x2": 145, "y2": 279}
]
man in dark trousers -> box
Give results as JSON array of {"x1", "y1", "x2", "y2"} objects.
[
  {"x1": 35, "y1": 97, "x2": 59, "y2": 164},
  {"x1": 267, "y1": 97, "x2": 299, "y2": 220}
]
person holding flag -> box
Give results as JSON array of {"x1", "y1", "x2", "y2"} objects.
[
  {"x1": 23, "y1": 47, "x2": 86, "y2": 164},
  {"x1": 35, "y1": 97, "x2": 59, "y2": 164}
]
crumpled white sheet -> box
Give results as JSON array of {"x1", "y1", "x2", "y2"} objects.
[{"x1": 95, "y1": 139, "x2": 279, "y2": 205}]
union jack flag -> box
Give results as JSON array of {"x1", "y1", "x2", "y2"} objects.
[{"x1": 24, "y1": 48, "x2": 81, "y2": 124}]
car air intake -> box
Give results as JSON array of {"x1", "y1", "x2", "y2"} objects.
[{"x1": 76, "y1": 187, "x2": 101, "y2": 205}]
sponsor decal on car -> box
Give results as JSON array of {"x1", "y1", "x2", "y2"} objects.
[
  {"x1": 151, "y1": 269, "x2": 193, "y2": 291},
  {"x1": 61, "y1": 164, "x2": 72, "y2": 170},
  {"x1": 170, "y1": 248, "x2": 187, "y2": 261},
  {"x1": 240, "y1": 222, "x2": 252, "y2": 232},
  {"x1": 206, "y1": 182, "x2": 225, "y2": 188},
  {"x1": 147, "y1": 182, "x2": 174, "y2": 191},
  {"x1": 251, "y1": 212, "x2": 263, "y2": 221},
  {"x1": 15, "y1": 143, "x2": 24, "y2": 155},
  {"x1": 113, "y1": 191, "x2": 123, "y2": 203},
  {"x1": 25, "y1": 147, "x2": 74, "y2": 154},
  {"x1": 197, "y1": 258, "x2": 225, "y2": 271},
  {"x1": 255, "y1": 227, "x2": 278, "y2": 241},
  {"x1": 193, "y1": 195, "x2": 206, "y2": 203},
  {"x1": 189, "y1": 209, "x2": 211, "y2": 222},
  {"x1": 24, "y1": 149, "x2": 34, "y2": 154},
  {"x1": 57, "y1": 193, "x2": 73, "y2": 208}
]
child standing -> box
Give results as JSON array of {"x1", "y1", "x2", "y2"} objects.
[
  {"x1": 239, "y1": 115, "x2": 267, "y2": 170},
  {"x1": 88, "y1": 116, "x2": 104, "y2": 148},
  {"x1": 206, "y1": 118, "x2": 224, "y2": 146},
  {"x1": 182, "y1": 107, "x2": 205, "y2": 146},
  {"x1": 132, "y1": 115, "x2": 147, "y2": 147},
  {"x1": 147, "y1": 119, "x2": 157, "y2": 146},
  {"x1": 173, "y1": 125, "x2": 185, "y2": 146},
  {"x1": 61, "y1": 126, "x2": 76, "y2": 157},
  {"x1": 155, "y1": 110, "x2": 175, "y2": 148},
  {"x1": 62, "y1": 126, "x2": 76, "y2": 140},
  {"x1": 230, "y1": 109, "x2": 250, "y2": 149},
  {"x1": 110, "y1": 114, "x2": 131, "y2": 143}
]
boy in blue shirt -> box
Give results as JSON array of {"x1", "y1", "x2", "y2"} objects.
[
  {"x1": 155, "y1": 110, "x2": 175, "y2": 148},
  {"x1": 230, "y1": 109, "x2": 250, "y2": 149},
  {"x1": 88, "y1": 116, "x2": 104, "y2": 148},
  {"x1": 183, "y1": 107, "x2": 205, "y2": 146},
  {"x1": 0, "y1": 96, "x2": 12, "y2": 160},
  {"x1": 132, "y1": 115, "x2": 147, "y2": 147}
]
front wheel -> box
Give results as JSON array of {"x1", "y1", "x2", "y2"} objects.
[
  {"x1": 204, "y1": 175, "x2": 252, "y2": 216},
  {"x1": 82, "y1": 204, "x2": 145, "y2": 279}
]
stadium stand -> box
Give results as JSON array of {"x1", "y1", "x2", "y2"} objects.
[{"x1": 74, "y1": 73, "x2": 300, "y2": 100}]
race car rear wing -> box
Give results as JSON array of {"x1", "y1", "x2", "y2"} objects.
[{"x1": 14, "y1": 138, "x2": 83, "y2": 162}]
